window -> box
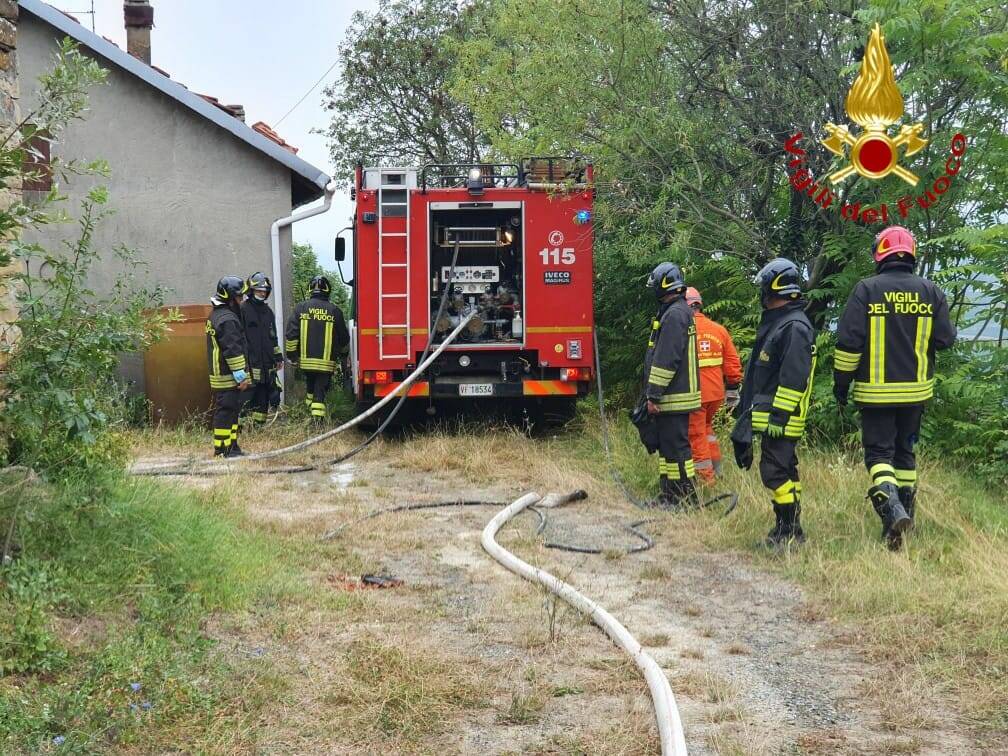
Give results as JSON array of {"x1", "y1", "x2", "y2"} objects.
[{"x1": 22, "y1": 126, "x2": 53, "y2": 194}]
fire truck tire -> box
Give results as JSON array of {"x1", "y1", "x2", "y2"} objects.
[{"x1": 522, "y1": 397, "x2": 578, "y2": 429}]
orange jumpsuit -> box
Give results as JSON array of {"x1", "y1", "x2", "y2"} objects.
[{"x1": 688, "y1": 311, "x2": 743, "y2": 481}]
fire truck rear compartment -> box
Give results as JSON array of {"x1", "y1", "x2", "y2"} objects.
[{"x1": 429, "y1": 207, "x2": 523, "y2": 348}]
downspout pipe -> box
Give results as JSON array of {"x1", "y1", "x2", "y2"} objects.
[{"x1": 270, "y1": 180, "x2": 339, "y2": 401}]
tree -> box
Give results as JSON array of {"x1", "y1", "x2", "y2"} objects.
[
  {"x1": 291, "y1": 241, "x2": 349, "y2": 314},
  {"x1": 321, "y1": 0, "x2": 491, "y2": 184},
  {"x1": 0, "y1": 40, "x2": 170, "y2": 491},
  {"x1": 453, "y1": 0, "x2": 1008, "y2": 383}
]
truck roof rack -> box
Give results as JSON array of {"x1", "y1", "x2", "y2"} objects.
[{"x1": 420, "y1": 163, "x2": 521, "y2": 191}]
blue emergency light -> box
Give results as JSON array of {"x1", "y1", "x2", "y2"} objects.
[{"x1": 574, "y1": 209, "x2": 592, "y2": 225}]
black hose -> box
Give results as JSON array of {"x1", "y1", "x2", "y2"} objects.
[{"x1": 320, "y1": 491, "x2": 657, "y2": 556}]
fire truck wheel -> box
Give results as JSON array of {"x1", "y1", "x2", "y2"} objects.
[{"x1": 521, "y1": 397, "x2": 578, "y2": 431}]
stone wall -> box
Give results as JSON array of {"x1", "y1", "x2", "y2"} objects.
[{"x1": 0, "y1": 0, "x2": 19, "y2": 370}]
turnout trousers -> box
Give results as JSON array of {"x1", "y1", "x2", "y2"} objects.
[
  {"x1": 212, "y1": 388, "x2": 244, "y2": 453},
  {"x1": 247, "y1": 377, "x2": 272, "y2": 424},
  {"x1": 759, "y1": 436, "x2": 801, "y2": 507},
  {"x1": 688, "y1": 400, "x2": 723, "y2": 482},
  {"x1": 303, "y1": 371, "x2": 332, "y2": 419},
  {"x1": 656, "y1": 412, "x2": 695, "y2": 484},
  {"x1": 859, "y1": 405, "x2": 924, "y2": 490}
]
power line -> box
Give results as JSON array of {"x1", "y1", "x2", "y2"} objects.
[{"x1": 274, "y1": 57, "x2": 341, "y2": 127}]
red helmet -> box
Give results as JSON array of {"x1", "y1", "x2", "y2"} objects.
[
  {"x1": 685, "y1": 286, "x2": 702, "y2": 308},
  {"x1": 873, "y1": 225, "x2": 916, "y2": 263}
]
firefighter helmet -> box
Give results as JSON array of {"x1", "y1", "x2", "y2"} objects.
[
  {"x1": 248, "y1": 271, "x2": 272, "y2": 297},
  {"x1": 646, "y1": 262, "x2": 686, "y2": 299},
  {"x1": 756, "y1": 258, "x2": 802, "y2": 303},
  {"x1": 310, "y1": 275, "x2": 332, "y2": 297},
  {"x1": 873, "y1": 225, "x2": 916, "y2": 264},
  {"x1": 685, "y1": 287, "x2": 703, "y2": 309},
  {"x1": 214, "y1": 275, "x2": 248, "y2": 303}
]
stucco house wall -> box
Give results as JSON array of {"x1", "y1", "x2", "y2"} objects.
[{"x1": 18, "y1": 12, "x2": 298, "y2": 391}]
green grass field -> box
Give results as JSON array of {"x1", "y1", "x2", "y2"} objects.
[
  {"x1": 584, "y1": 403, "x2": 1008, "y2": 732},
  {"x1": 2, "y1": 401, "x2": 1005, "y2": 751}
]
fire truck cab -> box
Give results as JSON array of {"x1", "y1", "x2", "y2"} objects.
[{"x1": 344, "y1": 158, "x2": 594, "y2": 420}]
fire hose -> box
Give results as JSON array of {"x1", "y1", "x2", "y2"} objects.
[
  {"x1": 129, "y1": 314, "x2": 474, "y2": 476},
  {"x1": 482, "y1": 491, "x2": 689, "y2": 756},
  {"x1": 131, "y1": 241, "x2": 468, "y2": 477}
]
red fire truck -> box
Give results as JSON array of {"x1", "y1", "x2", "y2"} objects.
[{"x1": 339, "y1": 158, "x2": 595, "y2": 421}]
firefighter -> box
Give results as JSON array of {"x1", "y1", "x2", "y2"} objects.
[
  {"x1": 241, "y1": 272, "x2": 283, "y2": 426},
  {"x1": 731, "y1": 259, "x2": 816, "y2": 546},
  {"x1": 207, "y1": 276, "x2": 251, "y2": 457},
  {"x1": 285, "y1": 275, "x2": 349, "y2": 422},
  {"x1": 833, "y1": 226, "x2": 956, "y2": 549},
  {"x1": 685, "y1": 287, "x2": 743, "y2": 483},
  {"x1": 643, "y1": 262, "x2": 702, "y2": 509}
]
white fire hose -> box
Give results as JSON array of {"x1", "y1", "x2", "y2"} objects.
[
  {"x1": 481, "y1": 492, "x2": 688, "y2": 756},
  {"x1": 132, "y1": 313, "x2": 476, "y2": 473}
]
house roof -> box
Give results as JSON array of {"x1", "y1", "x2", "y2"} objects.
[{"x1": 19, "y1": 0, "x2": 332, "y2": 206}]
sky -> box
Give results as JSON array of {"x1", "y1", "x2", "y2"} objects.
[{"x1": 47, "y1": 0, "x2": 380, "y2": 273}]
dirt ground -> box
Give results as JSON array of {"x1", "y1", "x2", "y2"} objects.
[{"x1": 133, "y1": 428, "x2": 993, "y2": 755}]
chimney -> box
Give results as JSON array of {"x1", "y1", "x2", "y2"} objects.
[{"x1": 124, "y1": 1, "x2": 153, "y2": 65}]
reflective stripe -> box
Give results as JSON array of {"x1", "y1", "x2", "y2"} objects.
[
  {"x1": 771, "y1": 480, "x2": 796, "y2": 504},
  {"x1": 851, "y1": 379, "x2": 934, "y2": 404},
  {"x1": 211, "y1": 335, "x2": 221, "y2": 379},
  {"x1": 225, "y1": 355, "x2": 246, "y2": 370},
  {"x1": 869, "y1": 462, "x2": 897, "y2": 486},
  {"x1": 648, "y1": 366, "x2": 674, "y2": 386},
  {"x1": 915, "y1": 316, "x2": 932, "y2": 383},
  {"x1": 300, "y1": 358, "x2": 337, "y2": 372},
  {"x1": 869, "y1": 315, "x2": 885, "y2": 384},
  {"x1": 698, "y1": 357, "x2": 723, "y2": 367},
  {"x1": 687, "y1": 329, "x2": 698, "y2": 394},
  {"x1": 210, "y1": 375, "x2": 238, "y2": 389},
  {"x1": 300, "y1": 317, "x2": 309, "y2": 361},
  {"x1": 695, "y1": 459, "x2": 714, "y2": 470},
  {"x1": 834, "y1": 348, "x2": 861, "y2": 372},
  {"x1": 285, "y1": 339, "x2": 298, "y2": 352},
  {"x1": 656, "y1": 391, "x2": 702, "y2": 412},
  {"x1": 323, "y1": 321, "x2": 334, "y2": 364},
  {"x1": 895, "y1": 472, "x2": 917, "y2": 486}
]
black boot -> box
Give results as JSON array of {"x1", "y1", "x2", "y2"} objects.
[
  {"x1": 678, "y1": 477, "x2": 702, "y2": 510},
  {"x1": 765, "y1": 503, "x2": 804, "y2": 547},
  {"x1": 646, "y1": 475, "x2": 675, "y2": 509},
  {"x1": 899, "y1": 486, "x2": 917, "y2": 528},
  {"x1": 227, "y1": 443, "x2": 246, "y2": 458},
  {"x1": 869, "y1": 483, "x2": 911, "y2": 550},
  {"x1": 213, "y1": 446, "x2": 228, "y2": 457},
  {"x1": 764, "y1": 503, "x2": 784, "y2": 547}
]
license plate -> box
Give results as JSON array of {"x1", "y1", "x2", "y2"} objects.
[{"x1": 459, "y1": 383, "x2": 494, "y2": 396}]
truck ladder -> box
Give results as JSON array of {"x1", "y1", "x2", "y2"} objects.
[{"x1": 377, "y1": 170, "x2": 410, "y2": 360}]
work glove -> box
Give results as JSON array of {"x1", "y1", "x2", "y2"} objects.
[
  {"x1": 833, "y1": 380, "x2": 849, "y2": 407},
  {"x1": 765, "y1": 409, "x2": 789, "y2": 438},
  {"x1": 724, "y1": 387, "x2": 740, "y2": 411},
  {"x1": 732, "y1": 439, "x2": 753, "y2": 470}
]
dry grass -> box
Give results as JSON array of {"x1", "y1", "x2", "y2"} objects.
[
  {"x1": 324, "y1": 636, "x2": 490, "y2": 744},
  {"x1": 498, "y1": 689, "x2": 548, "y2": 725}
]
